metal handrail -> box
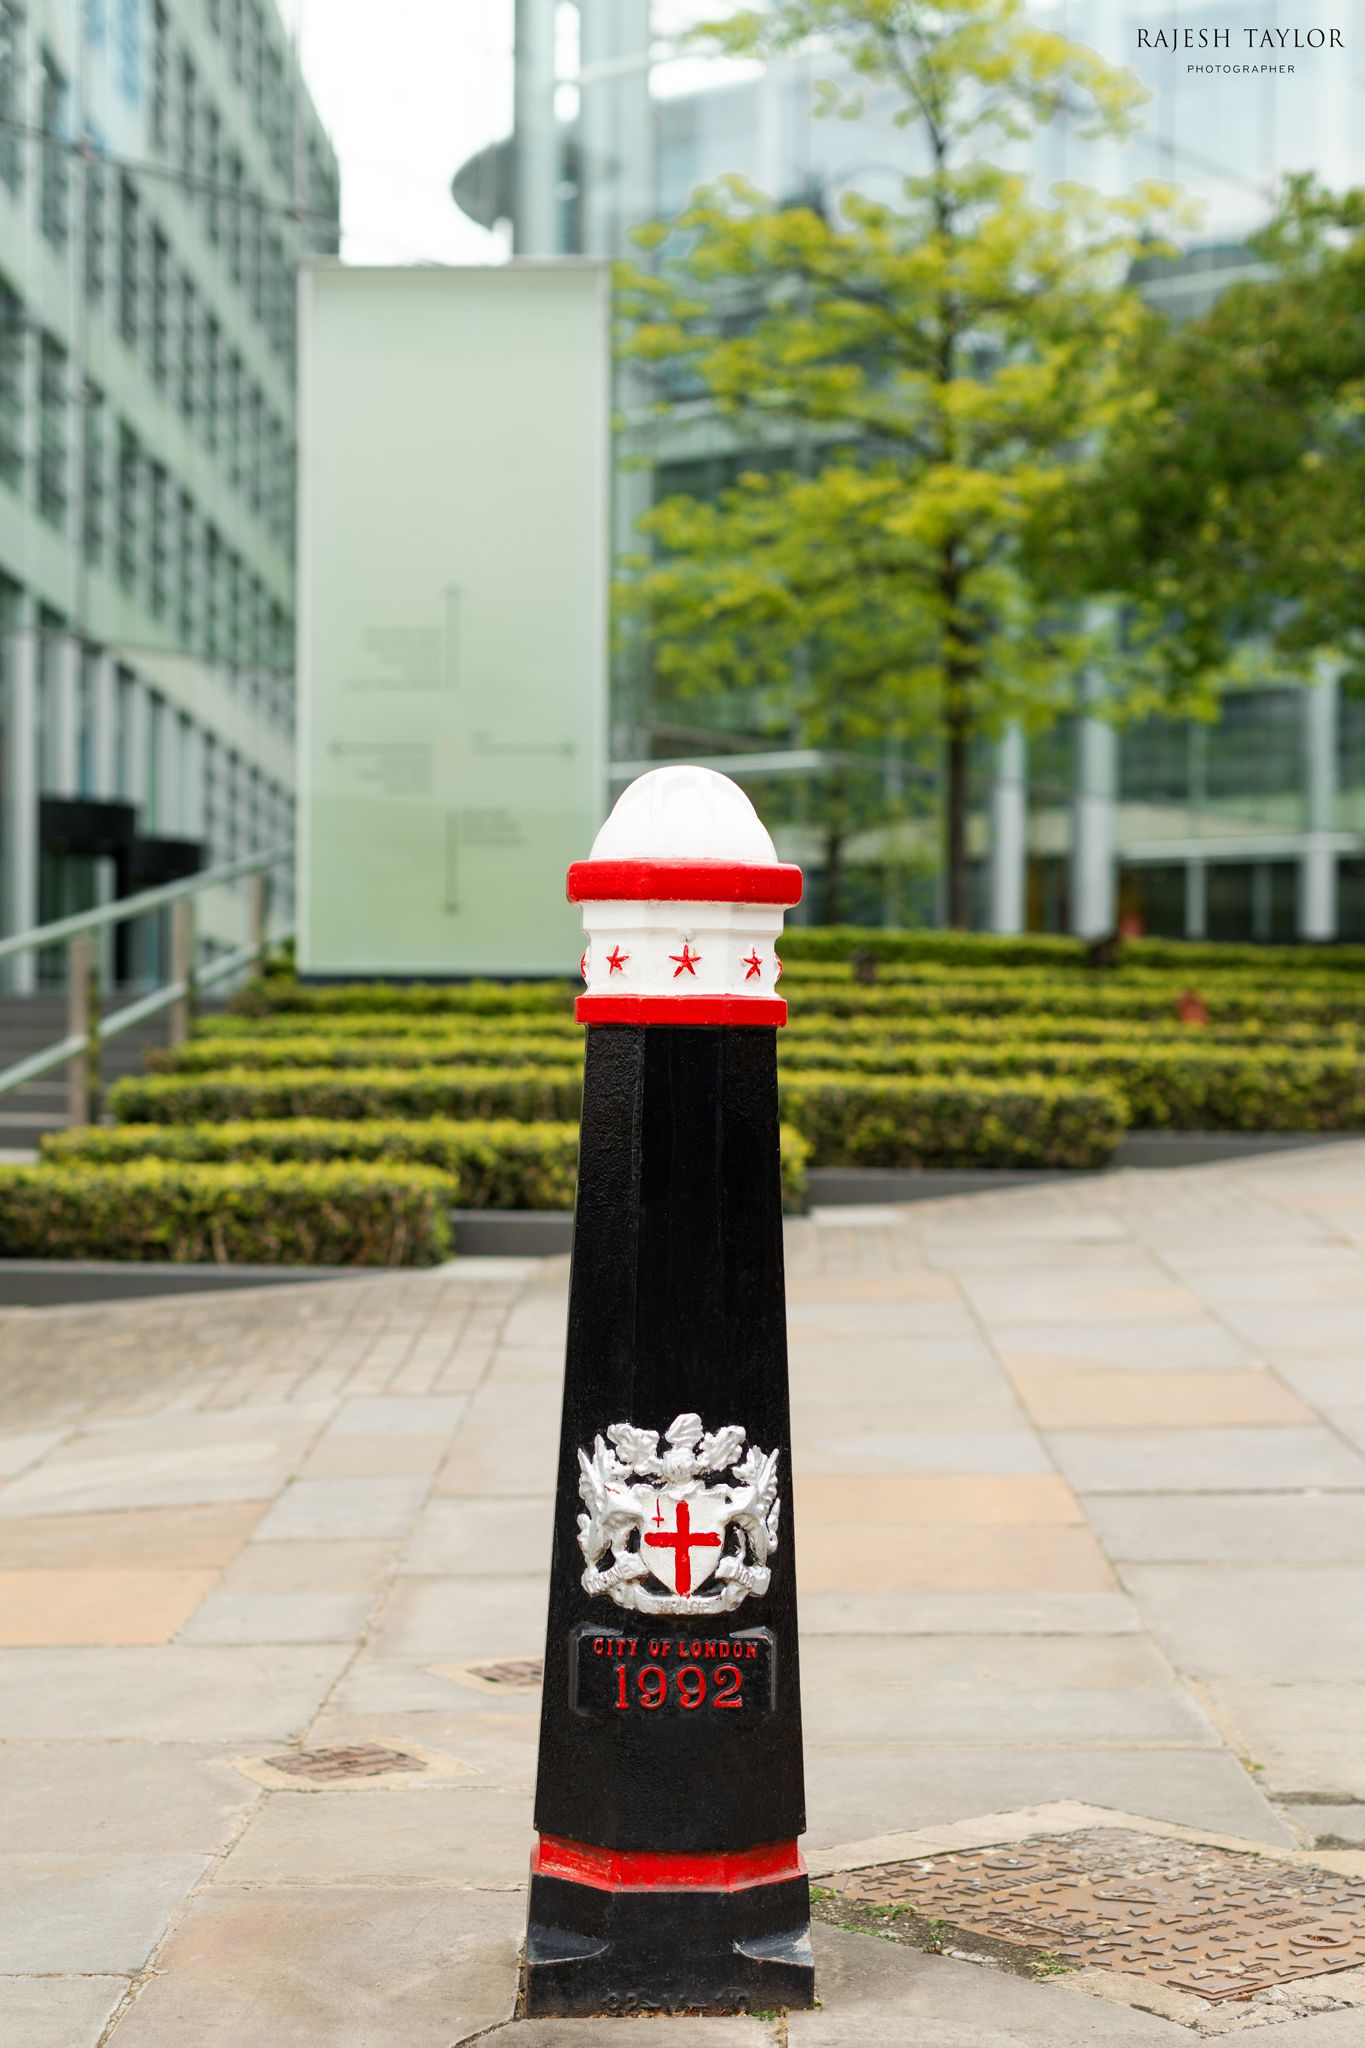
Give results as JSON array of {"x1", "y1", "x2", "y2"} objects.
[
  {"x1": 0, "y1": 845, "x2": 289, "y2": 965},
  {"x1": 0, "y1": 845, "x2": 293, "y2": 1128}
]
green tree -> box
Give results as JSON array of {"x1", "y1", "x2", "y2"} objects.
[
  {"x1": 617, "y1": 0, "x2": 1182, "y2": 923},
  {"x1": 1049, "y1": 177, "x2": 1365, "y2": 696}
]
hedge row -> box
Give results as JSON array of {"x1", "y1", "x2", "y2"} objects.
[
  {"x1": 106, "y1": 1063, "x2": 1125, "y2": 1166},
  {"x1": 200, "y1": 1009, "x2": 583, "y2": 1041},
  {"x1": 109, "y1": 1065, "x2": 586, "y2": 1126},
  {"x1": 778, "y1": 927, "x2": 1365, "y2": 973},
  {"x1": 147, "y1": 1033, "x2": 581, "y2": 1074},
  {"x1": 0, "y1": 1160, "x2": 453, "y2": 1265},
  {"x1": 229, "y1": 978, "x2": 575, "y2": 1019},
  {"x1": 779, "y1": 959, "x2": 1365, "y2": 992},
  {"x1": 41, "y1": 1118, "x2": 813, "y2": 1214},
  {"x1": 108, "y1": 1042, "x2": 1365, "y2": 1136},
  {"x1": 780, "y1": 1077, "x2": 1125, "y2": 1170},
  {"x1": 222, "y1": 975, "x2": 1365, "y2": 1029},
  {"x1": 151, "y1": 1014, "x2": 1360, "y2": 1078}
]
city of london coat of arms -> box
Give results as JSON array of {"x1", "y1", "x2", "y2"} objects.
[{"x1": 576, "y1": 1412, "x2": 782, "y2": 1618}]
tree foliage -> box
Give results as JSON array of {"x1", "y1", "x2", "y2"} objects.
[
  {"x1": 616, "y1": 0, "x2": 1183, "y2": 921},
  {"x1": 1048, "y1": 177, "x2": 1365, "y2": 695}
]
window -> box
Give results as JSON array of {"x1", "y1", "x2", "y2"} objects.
[
  {"x1": 39, "y1": 48, "x2": 70, "y2": 252},
  {"x1": 35, "y1": 615, "x2": 63, "y2": 792},
  {"x1": 224, "y1": 150, "x2": 243, "y2": 285},
  {"x1": 144, "y1": 689, "x2": 164, "y2": 830},
  {"x1": 114, "y1": 667, "x2": 134, "y2": 799},
  {"x1": 116, "y1": 423, "x2": 140, "y2": 591},
  {"x1": 245, "y1": 388, "x2": 261, "y2": 512},
  {"x1": 203, "y1": 103, "x2": 220, "y2": 244},
  {"x1": 175, "y1": 711, "x2": 193, "y2": 835},
  {"x1": 38, "y1": 335, "x2": 68, "y2": 529},
  {"x1": 149, "y1": 464, "x2": 170, "y2": 619},
  {"x1": 204, "y1": 526, "x2": 221, "y2": 656},
  {"x1": 0, "y1": 4, "x2": 22, "y2": 192},
  {"x1": 223, "y1": 350, "x2": 241, "y2": 491},
  {"x1": 203, "y1": 314, "x2": 219, "y2": 451},
  {"x1": 150, "y1": 230, "x2": 170, "y2": 383},
  {"x1": 178, "y1": 53, "x2": 197, "y2": 181},
  {"x1": 178, "y1": 275, "x2": 196, "y2": 422},
  {"x1": 151, "y1": 5, "x2": 169, "y2": 150},
  {"x1": 84, "y1": 158, "x2": 106, "y2": 303},
  {"x1": 82, "y1": 386, "x2": 105, "y2": 562},
  {"x1": 177, "y1": 490, "x2": 197, "y2": 645},
  {"x1": 76, "y1": 649, "x2": 97, "y2": 797},
  {"x1": 118, "y1": 177, "x2": 140, "y2": 347},
  {"x1": 0, "y1": 280, "x2": 23, "y2": 488}
]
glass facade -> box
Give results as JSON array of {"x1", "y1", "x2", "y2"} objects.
[
  {"x1": 0, "y1": 0, "x2": 339, "y2": 980},
  {"x1": 466, "y1": 1, "x2": 1365, "y2": 936}
]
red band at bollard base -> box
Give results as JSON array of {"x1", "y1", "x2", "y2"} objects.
[
  {"x1": 533, "y1": 1832, "x2": 806, "y2": 1894},
  {"x1": 576, "y1": 993, "x2": 788, "y2": 1027}
]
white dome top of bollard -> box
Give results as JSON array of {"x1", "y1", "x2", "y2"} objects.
[
  {"x1": 589, "y1": 765, "x2": 780, "y2": 864},
  {"x1": 568, "y1": 766, "x2": 803, "y2": 1026}
]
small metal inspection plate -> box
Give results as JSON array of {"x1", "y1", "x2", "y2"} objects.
[
  {"x1": 262, "y1": 1744, "x2": 427, "y2": 1782},
  {"x1": 828, "y1": 1828, "x2": 1365, "y2": 2003}
]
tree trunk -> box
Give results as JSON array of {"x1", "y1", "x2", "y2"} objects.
[
  {"x1": 944, "y1": 717, "x2": 969, "y2": 928},
  {"x1": 823, "y1": 814, "x2": 846, "y2": 924}
]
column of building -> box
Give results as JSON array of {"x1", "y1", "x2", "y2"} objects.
[
  {"x1": 1070, "y1": 677, "x2": 1119, "y2": 940},
  {"x1": 986, "y1": 723, "x2": 1027, "y2": 933},
  {"x1": 1299, "y1": 664, "x2": 1339, "y2": 941}
]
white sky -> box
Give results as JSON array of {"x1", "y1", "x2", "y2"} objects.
[{"x1": 283, "y1": 1, "x2": 511, "y2": 266}]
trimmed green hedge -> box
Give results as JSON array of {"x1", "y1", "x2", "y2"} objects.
[
  {"x1": 229, "y1": 977, "x2": 575, "y2": 1018},
  {"x1": 108, "y1": 1064, "x2": 585, "y2": 1126},
  {"x1": 778, "y1": 926, "x2": 1365, "y2": 973},
  {"x1": 790, "y1": 984, "x2": 1365, "y2": 1026},
  {"x1": 107, "y1": 1062, "x2": 1129, "y2": 1161},
  {"x1": 0, "y1": 1160, "x2": 453, "y2": 1265},
  {"x1": 109, "y1": 1041, "x2": 1365, "y2": 1136},
  {"x1": 782, "y1": 1076, "x2": 1125, "y2": 1170},
  {"x1": 41, "y1": 1119, "x2": 579, "y2": 1210},
  {"x1": 198, "y1": 1009, "x2": 583, "y2": 1041},
  {"x1": 801, "y1": 1041, "x2": 1365, "y2": 1132},
  {"x1": 146, "y1": 1033, "x2": 579, "y2": 1074},
  {"x1": 158, "y1": 1014, "x2": 1358, "y2": 1077},
  {"x1": 40, "y1": 1118, "x2": 813, "y2": 1214},
  {"x1": 222, "y1": 973, "x2": 1365, "y2": 1029}
]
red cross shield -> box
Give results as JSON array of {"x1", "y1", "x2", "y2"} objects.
[{"x1": 641, "y1": 1487, "x2": 726, "y2": 1599}]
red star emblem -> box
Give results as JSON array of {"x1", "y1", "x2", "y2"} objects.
[
  {"x1": 670, "y1": 943, "x2": 700, "y2": 977},
  {"x1": 774, "y1": 953, "x2": 783, "y2": 983},
  {"x1": 742, "y1": 951, "x2": 763, "y2": 980},
  {"x1": 606, "y1": 946, "x2": 628, "y2": 974},
  {"x1": 579, "y1": 950, "x2": 588, "y2": 981}
]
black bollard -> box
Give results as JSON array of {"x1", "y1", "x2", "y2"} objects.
[{"x1": 523, "y1": 767, "x2": 816, "y2": 2017}]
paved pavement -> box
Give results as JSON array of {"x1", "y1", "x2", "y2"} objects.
[{"x1": 3, "y1": 1143, "x2": 1365, "y2": 2044}]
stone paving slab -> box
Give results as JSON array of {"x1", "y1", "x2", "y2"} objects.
[
  {"x1": 0, "y1": 1148, "x2": 1363, "y2": 2040},
  {"x1": 0, "y1": 1974, "x2": 127, "y2": 2048},
  {"x1": 103, "y1": 1884, "x2": 521, "y2": 2046},
  {"x1": 0, "y1": 1853, "x2": 211, "y2": 1972}
]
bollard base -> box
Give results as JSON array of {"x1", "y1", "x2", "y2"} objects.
[{"x1": 523, "y1": 1870, "x2": 816, "y2": 2016}]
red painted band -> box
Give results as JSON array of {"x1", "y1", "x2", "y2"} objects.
[
  {"x1": 533, "y1": 1833, "x2": 805, "y2": 1894},
  {"x1": 567, "y1": 859, "x2": 804, "y2": 907},
  {"x1": 577, "y1": 994, "x2": 787, "y2": 1027}
]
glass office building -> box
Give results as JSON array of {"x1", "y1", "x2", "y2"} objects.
[
  {"x1": 0, "y1": 0, "x2": 338, "y2": 987},
  {"x1": 456, "y1": 1, "x2": 1365, "y2": 938}
]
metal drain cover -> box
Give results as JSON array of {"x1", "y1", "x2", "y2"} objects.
[
  {"x1": 262, "y1": 1744, "x2": 427, "y2": 1782},
  {"x1": 828, "y1": 1827, "x2": 1365, "y2": 2003},
  {"x1": 467, "y1": 1657, "x2": 543, "y2": 1691}
]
